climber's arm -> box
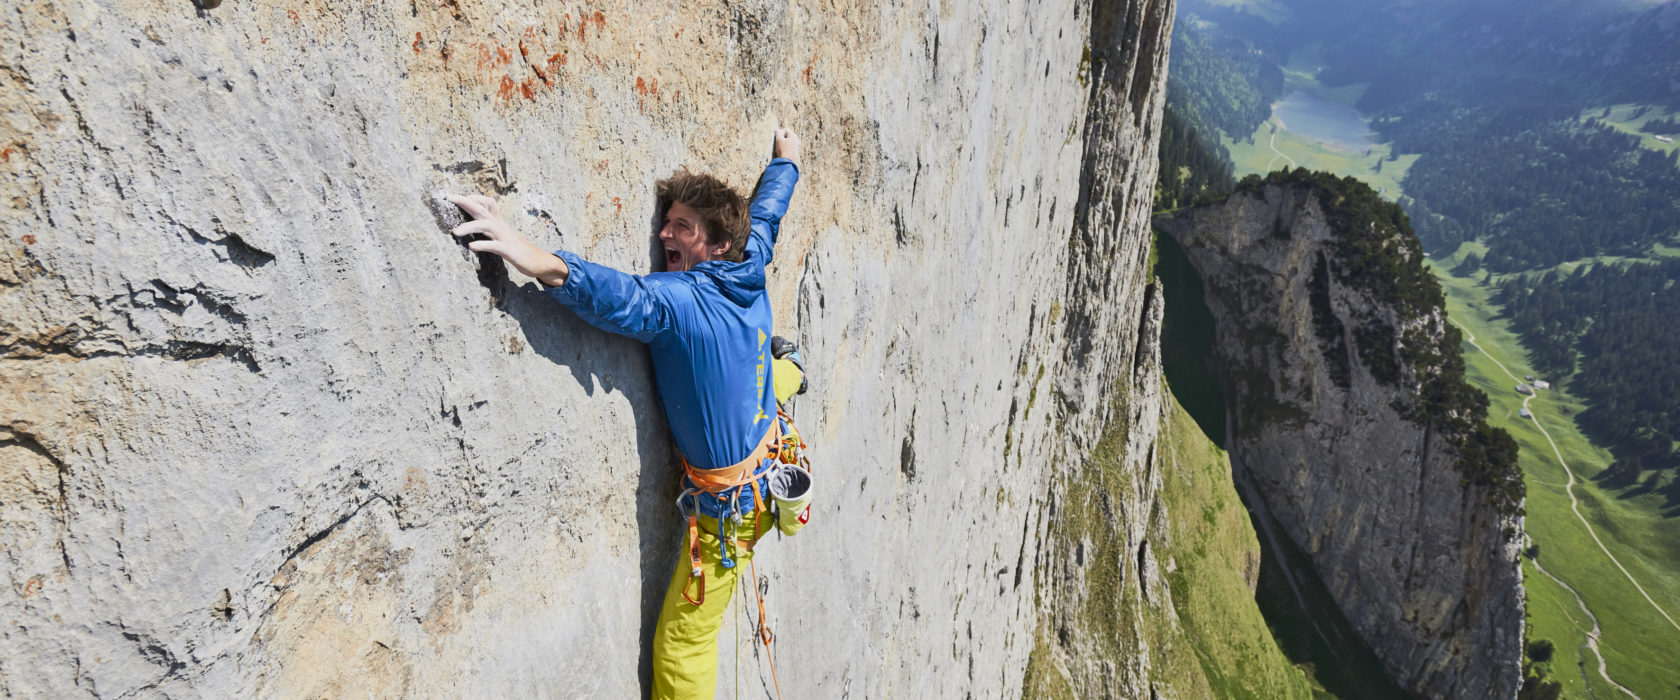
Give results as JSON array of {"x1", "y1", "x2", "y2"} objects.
[
  {"x1": 545, "y1": 253, "x2": 674, "y2": 343},
  {"x1": 745, "y1": 128, "x2": 801, "y2": 265},
  {"x1": 448, "y1": 193, "x2": 671, "y2": 342},
  {"x1": 447, "y1": 194, "x2": 570, "y2": 286}
]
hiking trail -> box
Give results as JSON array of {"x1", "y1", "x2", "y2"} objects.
[{"x1": 1265, "y1": 119, "x2": 1299, "y2": 171}]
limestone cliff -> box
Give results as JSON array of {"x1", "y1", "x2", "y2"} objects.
[
  {"x1": 1155, "y1": 172, "x2": 1526, "y2": 699},
  {"x1": 1, "y1": 0, "x2": 1187, "y2": 696}
]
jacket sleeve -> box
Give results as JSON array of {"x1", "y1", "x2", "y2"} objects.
[
  {"x1": 545, "y1": 250, "x2": 673, "y2": 344},
  {"x1": 745, "y1": 158, "x2": 800, "y2": 266}
]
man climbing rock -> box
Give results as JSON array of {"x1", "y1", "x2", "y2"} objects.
[{"x1": 447, "y1": 127, "x2": 803, "y2": 699}]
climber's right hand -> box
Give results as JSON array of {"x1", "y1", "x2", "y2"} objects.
[
  {"x1": 773, "y1": 127, "x2": 800, "y2": 164},
  {"x1": 448, "y1": 194, "x2": 570, "y2": 287}
]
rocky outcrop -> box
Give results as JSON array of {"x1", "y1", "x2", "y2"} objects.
[
  {"x1": 1, "y1": 0, "x2": 1181, "y2": 697},
  {"x1": 1155, "y1": 173, "x2": 1526, "y2": 699}
]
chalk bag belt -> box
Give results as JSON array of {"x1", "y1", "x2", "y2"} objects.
[{"x1": 677, "y1": 421, "x2": 779, "y2": 607}]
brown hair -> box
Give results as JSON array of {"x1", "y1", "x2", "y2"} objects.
[{"x1": 656, "y1": 169, "x2": 750, "y2": 263}]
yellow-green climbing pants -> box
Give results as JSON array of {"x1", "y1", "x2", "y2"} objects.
[{"x1": 651, "y1": 510, "x2": 774, "y2": 700}]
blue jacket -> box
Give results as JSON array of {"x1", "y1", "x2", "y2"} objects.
[{"x1": 548, "y1": 158, "x2": 799, "y2": 516}]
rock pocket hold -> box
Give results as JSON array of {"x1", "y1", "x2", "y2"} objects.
[
  {"x1": 425, "y1": 190, "x2": 474, "y2": 263},
  {"x1": 425, "y1": 189, "x2": 506, "y2": 303}
]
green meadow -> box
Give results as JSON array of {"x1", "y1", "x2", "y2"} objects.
[{"x1": 1581, "y1": 103, "x2": 1680, "y2": 161}]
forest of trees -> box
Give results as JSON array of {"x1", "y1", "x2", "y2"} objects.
[
  {"x1": 1164, "y1": 21, "x2": 1283, "y2": 150},
  {"x1": 1496, "y1": 261, "x2": 1680, "y2": 478},
  {"x1": 1389, "y1": 112, "x2": 1680, "y2": 269},
  {"x1": 1155, "y1": 104, "x2": 1235, "y2": 211},
  {"x1": 1642, "y1": 116, "x2": 1680, "y2": 137}
]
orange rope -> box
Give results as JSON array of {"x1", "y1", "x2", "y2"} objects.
[{"x1": 749, "y1": 557, "x2": 784, "y2": 700}]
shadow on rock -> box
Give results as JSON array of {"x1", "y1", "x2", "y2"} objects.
[{"x1": 498, "y1": 278, "x2": 682, "y2": 695}]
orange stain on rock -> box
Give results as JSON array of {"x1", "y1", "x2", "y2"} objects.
[
  {"x1": 21, "y1": 234, "x2": 36, "y2": 245},
  {"x1": 613, "y1": 197, "x2": 622, "y2": 214},
  {"x1": 286, "y1": 9, "x2": 300, "y2": 25},
  {"x1": 1, "y1": 147, "x2": 12, "y2": 161},
  {"x1": 412, "y1": 32, "x2": 423, "y2": 54},
  {"x1": 520, "y1": 41, "x2": 553, "y2": 85},
  {"x1": 520, "y1": 79, "x2": 535, "y2": 101}
]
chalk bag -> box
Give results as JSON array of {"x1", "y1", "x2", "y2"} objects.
[{"x1": 768, "y1": 462, "x2": 814, "y2": 537}]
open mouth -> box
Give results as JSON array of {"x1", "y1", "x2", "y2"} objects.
[{"x1": 665, "y1": 248, "x2": 681, "y2": 269}]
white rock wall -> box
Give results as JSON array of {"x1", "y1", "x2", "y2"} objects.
[{"x1": 0, "y1": 0, "x2": 1172, "y2": 696}]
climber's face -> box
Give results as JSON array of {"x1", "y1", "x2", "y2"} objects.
[{"x1": 660, "y1": 201, "x2": 730, "y2": 272}]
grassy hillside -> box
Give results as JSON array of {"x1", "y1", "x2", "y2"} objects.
[
  {"x1": 1023, "y1": 393, "x2": 1313, "y2": 698},
  {"x1": 1156, "y1": 395, "x2": 1317, "y2": 698}
]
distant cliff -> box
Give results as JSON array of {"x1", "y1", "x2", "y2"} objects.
[{"x1": 1155, "y1": 170, "x2": 1526, "y2": 699}]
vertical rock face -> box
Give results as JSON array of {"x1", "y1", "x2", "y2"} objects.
[
  {"x1": 1155, "y1": 177, "x2": 1526, "y2": 699},
  {"x1": 1027, "y1": 0, "x2": 1181, "y2": 696},
  {"x1": 1, "y1": 0, "x2": 1173, "y2": 697}
]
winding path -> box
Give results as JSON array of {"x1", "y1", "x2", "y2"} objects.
[
  {"x1": 1265, "y1": 121, "x2": 1299, "y2": 171},
  {"x1": 1455, "y1": 320, "x2": 1680, "y2": 697},
  {"x1": 1531, "y1": 541, "x2": 1636, "y2": 698}
]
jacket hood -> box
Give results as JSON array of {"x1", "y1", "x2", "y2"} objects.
[{"x1": 691, "y1": 251, "x2": 766, "y2": 306}]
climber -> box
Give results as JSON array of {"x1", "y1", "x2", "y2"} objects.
[{"x1": 446, "y1": 127, "x2": 803, "y2": 699}]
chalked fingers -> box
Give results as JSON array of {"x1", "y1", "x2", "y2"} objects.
[{"x1": 446, "y1": 193, "x2": 491, "y2": 221}]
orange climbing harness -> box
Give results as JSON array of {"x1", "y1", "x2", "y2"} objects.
[{"x1": 679, "y1": 420, "x2": 780, "y2": 606}]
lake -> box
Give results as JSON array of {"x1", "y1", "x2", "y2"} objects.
[{"x1": 1272, "y1": 91, "x2": 1376, "y2": 153}]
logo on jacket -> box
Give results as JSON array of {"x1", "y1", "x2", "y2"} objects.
[{"x1": 754, "y1": 328, "x2": 769, "y2": 423}]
